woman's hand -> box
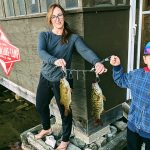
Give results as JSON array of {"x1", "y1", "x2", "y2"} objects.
[
  {"x1": 110, "y1": 55, "x2": 120, "y2": 66},
  {"x1": 95, "y1": 62, "x2": 107, "y2": 74},
  {"x1": 54, "y1": 59, "x2": 66, "y2": 69}
]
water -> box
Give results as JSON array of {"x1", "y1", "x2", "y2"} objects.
[{"x1": 0, "y1": 85, "x2": 40, "y2": 149}]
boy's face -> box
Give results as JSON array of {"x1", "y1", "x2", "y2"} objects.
[{"x1": 143, "y1": 55, "x2": 150, "y2": 68}]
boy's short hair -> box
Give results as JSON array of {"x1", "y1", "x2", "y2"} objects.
[{"x1": 144, "y1": 42, "x2": 150, "y2": 55}]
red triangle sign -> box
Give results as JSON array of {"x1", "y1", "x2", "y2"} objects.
[{"x1": 0, "y1": 27, "x2": 21, "y2": 76}]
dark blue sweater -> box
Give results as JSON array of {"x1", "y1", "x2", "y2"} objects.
[{"x1": 37, "y1": 31, "x2": 100, "y2": 82}]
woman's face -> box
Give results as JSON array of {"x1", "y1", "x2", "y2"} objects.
[{"x1": 51, "y1": 7, "x2": 64, "y2": 30}]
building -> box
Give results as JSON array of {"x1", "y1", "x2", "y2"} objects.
[{"x1": 0, "y1": 0, "x2": 149, "y2": 143}]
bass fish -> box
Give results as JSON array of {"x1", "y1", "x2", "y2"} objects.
[
  {"x1": 60, "y1": 77, "x2": 72, "y2": 116},
  {"x1": 91, "y1": 82, "x2": 106, "y2": 125}
]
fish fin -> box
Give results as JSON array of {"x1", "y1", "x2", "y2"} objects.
[
  {"x1": 103, "y1": 95, "x2": 106, "y2": 101},
  {"x1": 64, "y1": 108, "x2": 71, "y2": 116},
  {"x1": 64, "y1": 109, "x2": 69, "y2": 116},
  {"x1": 101, "y1": 110, "x2": 105, "y2": 115}
]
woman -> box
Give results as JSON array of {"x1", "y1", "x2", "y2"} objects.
[{"x1": 35, "y1": 4, "x2": 106, "y2": 150}]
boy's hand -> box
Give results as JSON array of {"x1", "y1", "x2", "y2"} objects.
[{"x1": 110, "y1": 55, "x2": 120, "y2": 66}]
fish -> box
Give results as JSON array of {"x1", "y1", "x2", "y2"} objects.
[
  {"x1": 91, "y1": 82, "x2": 106, "y2": 126},
  {"x1": 60, "y1": 77, "x2": 72, "y2": 116}
]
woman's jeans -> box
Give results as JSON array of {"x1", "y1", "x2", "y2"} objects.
[
  {"x1": 36, "y1": 74, "x2": 72, "y2": 142},
  {"x1": 127, "y1": 128, "x2": 150, "y2": 150}
]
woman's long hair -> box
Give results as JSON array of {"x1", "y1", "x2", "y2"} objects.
[{"x1": 46, "y1": 4, "x2": 73, "y2": 44}]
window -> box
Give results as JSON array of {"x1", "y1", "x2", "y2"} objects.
[
  {"x1": 0, "y1": 1, "x2": 4, "y2": 18},
  {"x1": 143, "y1": 0, "x2": 150, "y2": 11},
  {"x1": 116, "y1": 0, "x2": 127, "y2": 5},
  {"x1": 3, "y1": 0, "x2": 15, "y2": 17},
  {"x1": 13, "y1": 0, "x2": 26, "y2": 16},
  {"x1": 91, "y1": 0, "x2": 128, "y2": 6},
  {"x1": 65, "y1": 0, "x2": 78, "y2": 8},
  {"x1": 146, "y1": 0, "x2": 150, "y2": 10},
  {"x1": 40, "y1": 0, "x2": 55, "y2": 12},
  {"x1": 94, "y1": 0, "x2": 112, "y2": 6},
  {"x1": 25, "y1": 0, "x2": 40, "y2": 14},
  {"x1": 59, "y1": 0, "x2": 78, "y2": 8},
  {"x1": 0, "y1": 0, "x2": 129, "y2": 19},
  {"x1": 148, "y1": 0, "x2": 150, "y2": 6}
]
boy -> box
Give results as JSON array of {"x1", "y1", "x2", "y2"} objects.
[{"x1": 110, "y1": 42, "x2": 150, "y2": 150}]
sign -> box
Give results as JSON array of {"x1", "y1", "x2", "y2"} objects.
[{"x1": 0, "y1": 27, "x2": 21, "y2": 76}]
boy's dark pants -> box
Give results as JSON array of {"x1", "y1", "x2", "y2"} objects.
[
  {"x1": 127, "y1": 128, "x2": 150, "y2": 150},
  {"x1": 36, "y1": 74, "x2": 72, "y2": 142}
]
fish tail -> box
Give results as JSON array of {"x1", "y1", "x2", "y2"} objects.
[
  {"x1": 94, "y1": 119, "x2": 103, "y2": 126},
  {"x1": 64, "y1": 108, "x2": 71, "y2": 116}
]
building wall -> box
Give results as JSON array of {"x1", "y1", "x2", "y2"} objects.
[
  {"x1": 0, "y1": 4, "x2": 130, "y2": 134},
  {"x1": 83, "y1": 7, "x2": 129, "y2": 134},
  {"x1": 0, "y1": 11, "x2": 90, "y2": 129}
]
